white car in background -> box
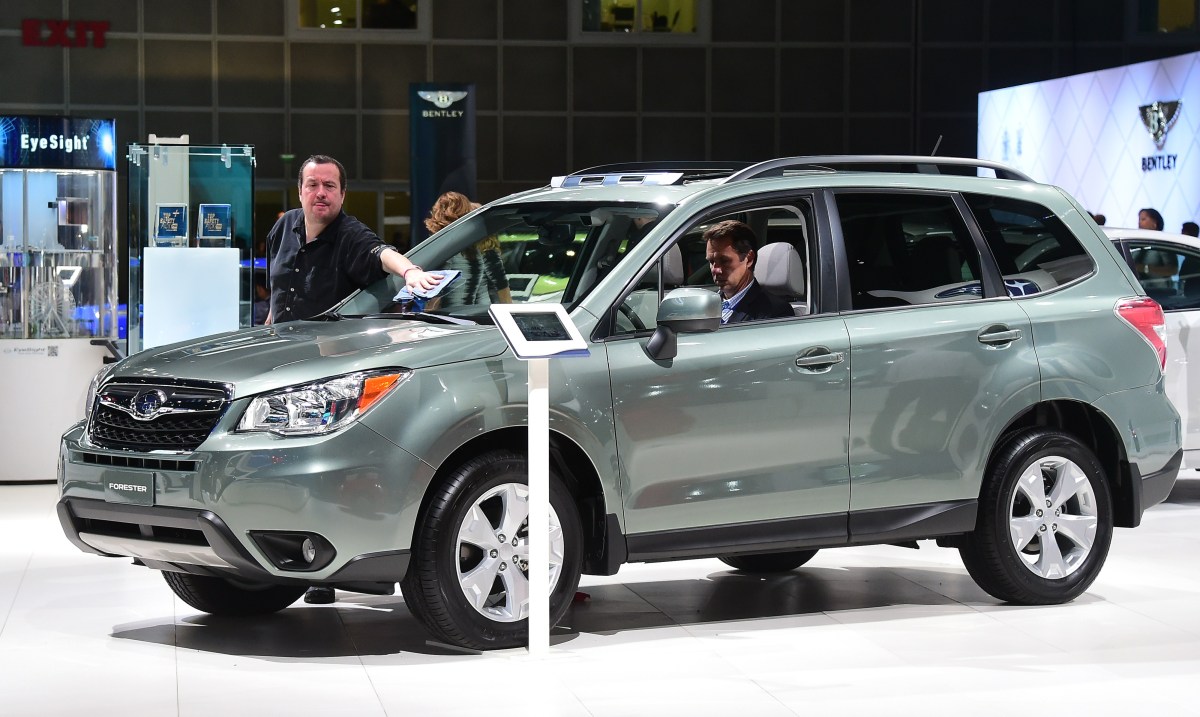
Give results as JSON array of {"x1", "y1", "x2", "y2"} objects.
[{"x1": 1103, "y1": 226, "x2": 1200, "y2": 471}]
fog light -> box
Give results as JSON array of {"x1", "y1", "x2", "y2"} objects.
[{"x1": 249, "y1": 531, "x2": 334, "y2": 572}]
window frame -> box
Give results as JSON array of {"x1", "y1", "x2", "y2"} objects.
[
  {"x1": 288, "y1": 0, "x2": 432, "y2": 42},
  {"x1": 569, "y1": 0, "x2": 711, "y2": 44}
]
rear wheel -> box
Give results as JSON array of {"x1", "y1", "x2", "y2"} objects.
[
  {"x1": 719, "y1": 550, "x2": 818, "y2": 573},
  {"x1": 960, "y1": 429, "x2": 1113, "y2": 604},
  {"x1": 162, "y1": 571, "x2": 306, "y2": 616},
  {"x1": 401, "y1": 450, "x2": 583, "y2": 650}
]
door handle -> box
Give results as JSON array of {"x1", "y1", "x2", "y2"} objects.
[
  {"x1": 795, "y1": 347, "x2": 845, "y2": 370},
  {"x1": 977, "y1": 325, "x2": 1022, "y2": 346}
]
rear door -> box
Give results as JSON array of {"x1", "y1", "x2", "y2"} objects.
[{"x1": 831, "y1": 190, "x2": 1041, "y2": 531}]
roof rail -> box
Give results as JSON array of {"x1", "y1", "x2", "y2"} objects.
[
  {"x1": 726, "y1": 155, "x2": 1034, "y2": 183},
  {"x1": 552, "y1": 161, "x2": 751, "y2": 188}
]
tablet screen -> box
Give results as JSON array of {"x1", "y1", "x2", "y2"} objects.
[{"x1": 513, "y1": 312, "x2": 571, "y2": 341}]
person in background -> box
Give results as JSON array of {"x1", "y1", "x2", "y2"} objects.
[
  {"x1": 264, "y1": 154, "x2": 441, "y2": 605},
  {"x1": 252, "y1": 275, "x2": 270, "y2": 325},
  {"x1": 1091, "y1": 212, "x2": 1106, "y2": 225},
  {"x1": 426, "y1": 192, "x2": 512, "y2": 308},
  {"x1": 1138, "y1": 208, "x2": 1165, "y2": 231},
  {"x1": 1182, "y1": 221, "x2": 1198, "y2": 237}
]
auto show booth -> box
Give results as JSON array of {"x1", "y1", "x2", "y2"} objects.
[{"x1": 0, "y1": 115, "x2": 118, "y2": 482}]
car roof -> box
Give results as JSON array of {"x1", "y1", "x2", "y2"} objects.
[
  {"x1": 1102, "y1": 226, "x2": 1200, "y2": 250},
  {"x1": 494, "y1": 155, "x2": 1044, "y2": 208}
]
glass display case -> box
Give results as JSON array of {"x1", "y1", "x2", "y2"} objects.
[
  {"x1": 0, "y1": 115, "x2": 118, "y2": 482},
  {"x1": 126, "y1": 141, "x2": 255, "y2": 353},
  {"x1": 0, "y1": 168, "x2": 118, "y2": 340}
]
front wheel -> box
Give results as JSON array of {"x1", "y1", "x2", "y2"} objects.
[
  {"x1": 162, "y1": 571, "x2": 307, "y2": 616},
  {"x1": 959, "y1": 429, "x2": 1113, "y2": 605},
  {"x1": 401, "y1": 450, "x2": 583, "y2": 650}
]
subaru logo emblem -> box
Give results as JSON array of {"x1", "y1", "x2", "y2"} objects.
[{"x1": 131, "y1": 389, "x2": 167, "y2": 420}]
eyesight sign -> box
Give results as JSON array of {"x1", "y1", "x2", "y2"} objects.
[
  {"x1": 979, "y1": 50, "x2": 1200, "y2": 231},
  {"x1": 0, "y1": 115, "x2": 116, "y2": 171}
]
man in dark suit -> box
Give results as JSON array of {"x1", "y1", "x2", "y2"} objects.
[{"x1": 704, "y1": 220, "x2": 793, "y2": 324}]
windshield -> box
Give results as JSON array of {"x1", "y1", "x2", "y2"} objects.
[{"x1": 338, "y1": 201, "x2": 673, "y2": 322}]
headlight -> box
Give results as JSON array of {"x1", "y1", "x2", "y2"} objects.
[
  {"x1": 237, "y1": 369, "x2": 411, "y2": 436},
  {"x1": 82, "y1": 363, "x2": 115, "y2": 424}
]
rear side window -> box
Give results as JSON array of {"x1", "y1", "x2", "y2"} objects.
[
  {"x1": 836, "y1": 192, "x2": 983, "y2": 310},
  {"x1": 965, "y1": 194, "x2": 1095, "y2": 296}
]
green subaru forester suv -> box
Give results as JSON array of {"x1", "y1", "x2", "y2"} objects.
[{"x1": 58, "y1": 157, "x2": 1181, "y2": 650}]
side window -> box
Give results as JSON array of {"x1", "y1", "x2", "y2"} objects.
[
  {"x1": 964, "y1": 193, "x2": 1095, "y2": 296},
  {"x1": 610, "y1": 202, "x2": 813, "y2": 336},
  {"x1": 836, "y1": 192, "x2": 983, "y2": 310},
  {"x1": 1124, "y1": 240, "x2": 1200, "y2": 310}
]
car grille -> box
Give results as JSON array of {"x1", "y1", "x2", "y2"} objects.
[{"x1": 88, "y1": 381, "x2": 230, "y2": 452}]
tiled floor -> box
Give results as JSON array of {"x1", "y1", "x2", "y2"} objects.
[{"x1": 2, "y1": 478, "x2": 1198, "y2": 716}]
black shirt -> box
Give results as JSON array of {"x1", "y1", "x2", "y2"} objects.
[{"x1": 266, "y1": 209, "x2": 391, "y2": 323}]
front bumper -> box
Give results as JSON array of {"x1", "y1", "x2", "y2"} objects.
[{"x1": 57, "y1": 419, "x2": 433, "y2": 591}]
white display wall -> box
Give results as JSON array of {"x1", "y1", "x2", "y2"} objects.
[{"x1": 978, "y1": 50, "x2": 1200, "y2": 233}]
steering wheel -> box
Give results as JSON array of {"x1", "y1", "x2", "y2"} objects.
[{"x1": 616, "y1": 302, "x2": 647, "y2": 332}]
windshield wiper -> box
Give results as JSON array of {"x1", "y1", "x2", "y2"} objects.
[{"x1": 310, "y1": 310, "x2": 343, "y2": 321}]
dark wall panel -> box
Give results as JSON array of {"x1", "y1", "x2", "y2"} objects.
[
  {"x1": 291, "y1": 113, "x2": 357, "y2": 175},
  {"x1": 781, "y1": 48, "x2": 843, "y2": 113},
  {"x1": 433, "y1": 0, "x2": 497, "y2": 40},
  {"x1": 0, "y1": 37, "x2": 64, "y2": 104},
  {"x1": 145, "y1": 0, "x2": 212, "y2": 34},
  {"x1": 218, "y1": 0, "x2": 284, "y2": 36},
  {"x1": 361, "y1": 114, "x2": 408, "y2": 180},
  {"x1": 363, "y1": 44, "x2": 427, "y2": 110},
  {"x1": 713, "y1": 0, "x2": 778, "y2": 42},
  {"x1": 643, "y1": 48, "x2": 707, "y2": 112},
  {"x1": 781, "y1": 117, "x2": 845, "y2": 155},
  {"x1": 71, "y1": 38, "x2": 139, "y2": 106},
  {"x1": 218, "y1": 42, "x2": 286, "y2": 108},
  {"x1": 71, "y1": 0, "x2": 139, "y2": 33},
  {"x1": 145, "y1": 40, "x2": 213, "y2": 107},
  {"x1": 574, "y1": 116, "x2": 638, "y2": 169},
  {"x1": 289, "y1": 43, "x2": 357, "y2": 109},
  {"x1": 780, "y1": 0, "x2": 844, "y2": 42},
  {"x1": 642, "y1": 116, "x2": 705, "y2": 160},
  {"x1": 145, "y1": 110, "x2": 213, "y2": 144},
  {"x1": 711, "y1": 48, "x2": 775, "y2": 113},
  {"x1": 849, "y1": 48, "x2": 912, "y2": 112},
  {"x1": 573, "y1": 47, "x2": 637, "y2": 112},
  {"x1": 219, "y1": 112, "x2": 286, "y2": 181},
  {"x1": 920, "y1": 48, "x2": 982, "y2": 113},
  {"x1": 712, "y1": 116, "x2": 775, "y2": 161},
  {"x1": 920, "y1": 0, "x2": 983, "y2": 42},
  {"x1": 504, "y1": 46, "x2": 568, "y2": 112},
  {"x1": 849, "y1": 0, "x2": 913, "y2": 42},
  {"x1": 504, "y1": 0, "x2": 566, "y2": 40},
  {"x1": 432, "y1": 46, "x2": 499, "y2": 111},
  {"x1": 503, "y1": 116, "x2": 568, "y2": 181}
]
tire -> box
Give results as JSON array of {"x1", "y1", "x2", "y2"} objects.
[
  {"x1": 719, "y1": 550, "x2": 818, "y2": 573},
  {"x1": 959, "y1": 429, "x2": 1113, "y2": 605},
  {"x1": 162, "y1": 571, "x2": 306, "y2": 616},
  {"x1": 400, "y1": 450, "x2": 584, "y2": 650}
]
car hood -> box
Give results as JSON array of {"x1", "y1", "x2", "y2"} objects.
[{"x1": 112, "y1": 318, "x2": 510, "y2": 398}]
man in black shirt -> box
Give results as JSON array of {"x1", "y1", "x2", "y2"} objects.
[
  {"x1": 265, "y1": 154, "x2": 439, "y2": 325},
  {"x1": 265, "y1": 155, "x2": 438, "y2": 605}
]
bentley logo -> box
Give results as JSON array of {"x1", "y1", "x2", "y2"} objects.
[
  {"x1": 1139, "y1": 100, "x2": 1182, "y2": 150},
  {"x1": 131, "y1": 389, "x2": 168, "y2": 420},
  {"x1": 418, "y1": 90, "x2": 468, "y2": 109}
]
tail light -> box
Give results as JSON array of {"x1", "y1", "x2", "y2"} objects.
[{"x1": 1116, "y1": 297, "x2": 1167, "y2": 371}]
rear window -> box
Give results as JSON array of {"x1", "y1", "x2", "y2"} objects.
[{"x1": 965, "y1": 194, "x2": 1094, "y2": 296}]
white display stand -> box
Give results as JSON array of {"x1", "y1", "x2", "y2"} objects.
[
  {"x1": 0, "y1": 339, "x2": 110, "y2": 481},
  {"x1": 142, "y1": 247, "x2": 240, "y2": 349},
  {"x1": 487, "y1": 304, "x2": 588, "y2": 657}
]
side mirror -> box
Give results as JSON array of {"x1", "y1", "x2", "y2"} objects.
[{"x1": 645, "y1": 288, "x2": 721, "y2": 360}]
